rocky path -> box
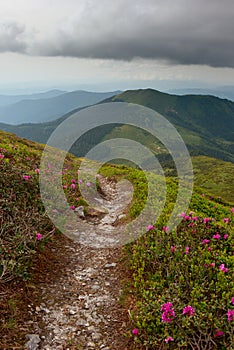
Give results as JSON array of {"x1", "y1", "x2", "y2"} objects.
[{"x1": 24, "y1": 176, "x2": 133, "y2": 350}]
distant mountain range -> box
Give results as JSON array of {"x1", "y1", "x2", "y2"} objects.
[
  {"x1": 169, "y1": 86, "x2": 234, "y2": 102},
  {"x1": 0, "y1": 88, "x2": 233, "y2": 163},
  {"x1": 0, "y1": 89, "x2": 66, "y2": 107},
  {"x1": 0, "y1": 90, "x2": 121, "y2": 124}
]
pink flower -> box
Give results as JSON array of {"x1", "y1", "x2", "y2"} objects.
[
  {"x1": 23, "y1": 175, "x2": 31, "y2": 180},
  {"x1": 192, "y1": 216, "x2": 199, "y2": 221},
  {"x1": 180, "y1": 212, "x2": 186, "y2": 218},
  {"x1": 0, "y1": 153, "x2": 4, "y2": 159},
  {"x1": 202, "y1": 239, "x2": 210, "y2": 244},
  {"x1": 146, "y1": 225, "x2": 154, "y2": 231},
  {"x1": 165, "y1": 336, "x2": 174, "y2": 343},
  {"x1": 71, "y1": 179, "x2": 76, "y2": 183},
  {"x1": 35, "y1": 168, "x2": 40, "y2": 173},
  {"x1": 170, "y1": 246, "x2": 176, "y2": 253},
  {"x1": 71, "y1": 183, "x2": 76, "y2": 189},
  {"x1": 207, "y1": 247, "x2": 212, "y2": 252},
  {"x1": 162, "y1": 310, "x2": 175, "y2": 323},
  {"x1": 223, "y1": 234, "x2": 229, "y2": 239},
  {"x1": 219, "y1": 264, "x2": 228, "y2": 273},
  {"x1": 185, "y1": 246, "x2": 190, "y2": 255},
  {"x1": 182, "y1": 305, "x2": 195, "y2": 316},
  {"x1": 214, "y1": 330, "x2": 224, "y2": 338},
  {"x1": 78, "y1": 179, "x2": 83, "y2": 184},
  {"x1": 36, "y1": 233, "x2": 42, "y2": 241},
  {"x1": 223, "y1": 218, "x2": 229, "y2": 223},
  {"x1": 70, "y1": 205, "x2": 75, "y2": 210},
  {"x1": 231, "y1": 297, "x2": 234, "y2": 305},
  {"x1": 163, "y1": 226, "x2": 168, "y2": 232},
  {"x1": 86, "y1": 182, "x2": 91, "y2": 187},
  {"x1": 161, "y1": 302, "x2": 173, "y2": 312},
  {"x1": 26, "y1": 156, "x2": 30, "y2": 161},
  {"x1": 211, "y1": 262, "x2": 215, "y2": 267},
  {"x1": 184, "y1": 215, "x2": 191, "y2": 220},
  {"x1": 132, "y1": 328, "x2": 139, "y2": 335},
  {"x1": 63, "y1": 185, "x2": 67, "y2": 189},
  {"x1": 203, "y1": 217, "x2": 210, "y2": 223},
  {"x1": 161, "y1": 303, "x2": 175, "y2": 323},
  {"x1": 227, "y1": 309, "x2": 234, "y2": 322},
  {"x1": 231, "y1": 208, "x2": 234, "y2": 213},
  {"x1": 212, "y1": 233, "x2": 221, "y2": 239}
]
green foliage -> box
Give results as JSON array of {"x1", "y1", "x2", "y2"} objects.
[{"x1": 127, "y1": 191, "x2": 234, "y2": 349}]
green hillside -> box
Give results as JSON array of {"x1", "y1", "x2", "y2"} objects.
[
  {"x1": 0, "y1": 88, "x2": 233, "y2": 163},
  {"x1": 109, "y1": 89, "x2": 234, "y2": 162},
  {"x1": 0, "y1": 130, "x2": 233, "y2": 348}
]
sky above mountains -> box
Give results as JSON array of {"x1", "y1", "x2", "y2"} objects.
[{"x1": 0, "y1": 0, "x2": 234, "y2": 93}]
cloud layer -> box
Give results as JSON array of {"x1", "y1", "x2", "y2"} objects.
[{"x1": 0, "y1": 0, "x2": 234, "y2": 67}]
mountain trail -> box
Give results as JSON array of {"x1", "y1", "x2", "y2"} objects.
[{"x1": 24, "y1": 176, "x2": 133, "y2": 350}]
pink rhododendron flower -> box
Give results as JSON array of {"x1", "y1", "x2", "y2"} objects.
[
  {"x1": 219, "y1": 264, "x2": 228, "y2": 273},
  {"x1": 71, "y1": 183, "x2": 76, "y2": 189},
  {"x1": 36, "y1": 233, "x2": 42, "y2": 241},
  {"x1": 161, "y1": 302, "x2": 175, "y2": 323},
  {"x1": 78, "y1": 179, "x2": 83, "y2": 184},
  {"x1": 212, "y1": 233, "x2": 221, "y2": 239},
  {"x1": 86, "y1": 182, "x2": 91, "y2": 187},
  {"x1": 63, "y1": 185, "x2": 67, "y2": 189},
  {"x1": 71, "y1": 179, "x2": 76, "y2": 183},
  {"x1": 26, "y1": 156, "x2": 30, "y2": 161},
  {"x1": 146, "y1": 225, "x2": 154, "y2": 231},
  {"x1": 202, "y1": 239, "x2": 210, "y2": 244},
  {"x1": 185, "y1": 246, "x2": 190, "y2": 255},
  {"x1": 223, "y1": 234, "x2": 229, "y2": 239},
  {"x1": 163, "y1": 226, "x2": 168, "y2": 232},
  {"x1": 23, "y1": 175, "x2": 31, "y2": 180},
  {"x1": 70, "y1": 205, "x2": 75, "y2": 210},
  {"x1": 182, "y1": 305, "x2": 195, "y2": 316},
  {"x1": 184, "y1": 215, "x2": 191, "y2": 220},
  {"x1": 35, "y1": 168, "x2": 40, "y2": 173},
  {"x1": 0, "y1": 153, "x2": 4, "y2": 159},
  {"x1": 231, "y1": 207, "x2": 234, "y2": 213},
  {"x1": 214, "y1": 330, "x2": 224, "y2": 338},
  {"x1": 161, "y1": 302, "x2": 173, "y2": 311},
  {"x1": 203, "y1": 217, "x2": 210, "y2": 223},
  {"x1": 231, "y1": 297, "x2": 234, "y2": 305},
  {"x1": 227, "y1": 309, "x2": 234, "y2": 322},
  {"x1": 170, "y1": 246, "x2": 176, "y2": 253},
  {"x1": 223, "y1": 218, "x2": 229, "y2": 223},
  {"x1": 192, "y1": 216, "x2": 199, "y2": 221},
  {"x1": 165, "y1": 336, "x2": 174, "y2": 343},
  {"x1": 132, "y1": 328, "x2": 139, "y2": 335}
]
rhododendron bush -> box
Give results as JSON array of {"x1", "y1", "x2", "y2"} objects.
[{"x1": 129, "y1": 201, "x2": 233, "y2": 349}]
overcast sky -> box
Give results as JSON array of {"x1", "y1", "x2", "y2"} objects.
[{"x1": 0, "y1": 0, "x2": 234, "y2": 93}]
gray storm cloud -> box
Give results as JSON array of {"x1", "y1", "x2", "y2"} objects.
[
  {"x1": 0, "y1": 0, "x2": 234, "y2": 67},
  {"x1": 0, "y1": 22, "x2": 26, "y2": 53}
]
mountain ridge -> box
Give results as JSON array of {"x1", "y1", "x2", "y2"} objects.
[{"x1": 0, "y1": 88, "x2": 233, "y2": 163}]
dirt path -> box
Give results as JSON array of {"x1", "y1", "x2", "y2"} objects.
[
  {"x1": 23, "y1": 176, "x2": 134, "y2": 350},
  {"x1": 26, "y1": 243, "x2": 130, "y2": 350}
]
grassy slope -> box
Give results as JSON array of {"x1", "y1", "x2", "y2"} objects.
[
  {"x1": 110, "y1": 89, "x2": 234, "y2": 162},
  {"x1": 192, "y1": 156, "x2": 234, "y2": 205},
  {"x1": 0, "y1": 88, "x2": 233, "y2": 163},
  {"x1": 0, "y1": 130, "x2": 233, "y2": 348}
]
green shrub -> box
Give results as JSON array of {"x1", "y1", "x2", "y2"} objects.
[{"x1": 128, "y1": 202, "x2": 234, "y2": 349}]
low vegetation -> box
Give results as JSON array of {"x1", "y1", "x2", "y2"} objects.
[{"x1": 0, "y1": 129, "x2": 233, "y2": 349}]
